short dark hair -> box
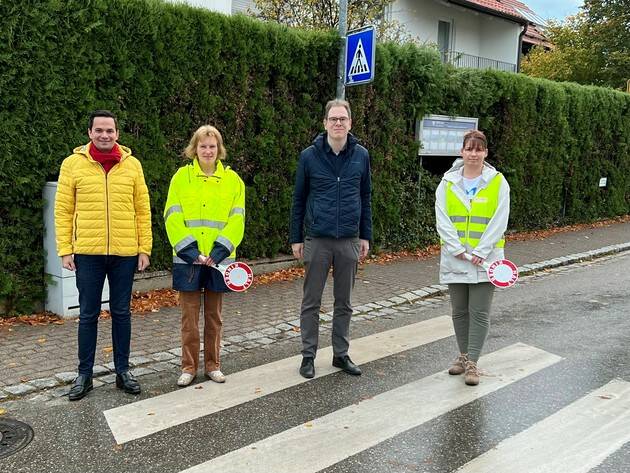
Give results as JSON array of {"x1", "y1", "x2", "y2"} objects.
[{"x1": 88, "y1": 110, "x2": 118, "y2": 130}]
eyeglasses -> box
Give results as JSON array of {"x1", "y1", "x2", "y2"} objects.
[{"x1": 327, "y1": 116, "x2": 349, "y2": 124}]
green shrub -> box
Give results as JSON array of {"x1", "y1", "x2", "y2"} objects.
[{"x1": 1, "y1": 0, "x2": 628, "y2": 314}]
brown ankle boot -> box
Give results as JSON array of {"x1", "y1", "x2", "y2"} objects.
[
  {"x1": 448, "y1": 354, "x2": 468, "y2": 375},
  {"x1": 464, "y1": 360, "x2": 480, "y2": 386}
]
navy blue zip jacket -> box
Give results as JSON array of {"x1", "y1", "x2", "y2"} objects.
[{"x1": 290, "y1": 132, "x2": 372, "y2": 243}]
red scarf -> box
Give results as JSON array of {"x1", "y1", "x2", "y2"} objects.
[{"x1": 89, "y1": 142, "x2": 122, "y2": 174}]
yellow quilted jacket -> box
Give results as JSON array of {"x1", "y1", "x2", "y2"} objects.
[{"x1": 54, "y1": 143, "x2": 152, "y2": 257}]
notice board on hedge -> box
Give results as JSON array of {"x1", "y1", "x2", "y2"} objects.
[{"x1": 417, "y1": 114, "x2": 478, "y2": 156}]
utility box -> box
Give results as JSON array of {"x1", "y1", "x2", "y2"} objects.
[{"x1": 43, "y1": 182, "x2": 109, "y2": 317}]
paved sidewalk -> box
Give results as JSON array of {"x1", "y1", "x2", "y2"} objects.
[{"x1": 1, "y1": 220, "x2": 629, "y2": 399}]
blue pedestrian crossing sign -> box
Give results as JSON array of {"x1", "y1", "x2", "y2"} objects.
[{"x1": 345, "y1": 26, "x2": 375, "y2": 86}]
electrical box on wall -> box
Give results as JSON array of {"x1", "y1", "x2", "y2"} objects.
[{"x1": 43, "y1": 182, "x2": 110, "y2": 318}]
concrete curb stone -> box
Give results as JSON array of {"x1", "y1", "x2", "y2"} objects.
[{"x1": 2, "y1": 243, "x2": 629, "y2": 402}]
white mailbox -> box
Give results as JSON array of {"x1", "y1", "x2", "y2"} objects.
[{"x1": 43, "y1": 182, "x2": 110, "y2": 317}]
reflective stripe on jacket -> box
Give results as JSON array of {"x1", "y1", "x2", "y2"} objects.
[
  {"x1": 164, "y1": 159, "x2": 245, "y2": 263},
  {"x1": 435, "y1": 159, "x2": 510, "y2": 284},
  {"x1": 446, "y1": 173, "x2": 505, "y2": 249},
  {"x1": 54, "y1": 143, "x2": 152, "y2": 256}
]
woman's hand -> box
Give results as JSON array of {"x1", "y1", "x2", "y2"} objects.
[
  {"x1": 196, "y1": 254, "x2": 208, "y2": 265},
  {"x1": 204, "y1": 257, "x2": 216, "y2": 267},
  {"x1": 470, "y1": 255, "x2": 485, "y2": 266}
]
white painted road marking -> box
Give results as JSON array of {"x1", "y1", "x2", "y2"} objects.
[
  {"x1": 105, "y1": 316, "x2": 454, "y2": 444},
  {"x1": 179, "y1": 343, "x2": 562, "y2": 473},
  {"x1": 456, "y1": 378, "x2": 630, "y2": 473}
]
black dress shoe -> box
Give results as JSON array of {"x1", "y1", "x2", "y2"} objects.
[
  {"x1": 299, "y1": 357, "x2": 315, "y2": 379},
  {"x1": 68, "y1": 374, "x2": 93, "y2": 401},
  {"x1": 116, "y1": 371, "x2": 141, "y2": 394},
  {"x1": 332, "y1": 355, "x2": 362, "y2": 376}
]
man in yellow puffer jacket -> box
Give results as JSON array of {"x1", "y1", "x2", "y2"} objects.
[{"x1": 54, "y1": 110, "x2": 152, "y2": 401}]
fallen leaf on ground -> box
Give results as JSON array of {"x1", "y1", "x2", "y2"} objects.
[
  {"x1": 194, "y1": 385, "x2": 203, "y2": 390},
  {"x1": 5, "y1": 215, "x2": 629, "y2": 324},
  {"x1": 0, "y1": 408, "x2": 6, "y2": 415},
  {"x1": 103, "y1": 347, "x2": 113, "y2": 353},
  {"x1": 37, "y1": 337, "x2": 47, "y2": 344}
]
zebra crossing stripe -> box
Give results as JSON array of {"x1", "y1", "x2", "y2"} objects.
[
  {"x1": 105, "y1": 315, "x2": 455, "y2": 444},
  {"x1": 456, "y1": 378, "x2": 630, "y2": 473},
  {"x1": 178, "y1": 343, "x2": 562, "y2": 473}
]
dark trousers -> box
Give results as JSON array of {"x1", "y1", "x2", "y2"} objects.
[
  {"x1": 74, "y1": 254, "x2": 137, "y2": 376},
  {"x1": 300, "y1": 237, "x2": 359, "y2": 358}
]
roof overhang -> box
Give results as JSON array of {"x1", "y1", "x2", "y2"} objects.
[{"x1": 445, "y1": 0, "x2": 529, "y2": 26}]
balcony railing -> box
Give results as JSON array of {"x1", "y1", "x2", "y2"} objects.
[{"x1": 441, "y1": 50, "x2": 517, "y2": 73}]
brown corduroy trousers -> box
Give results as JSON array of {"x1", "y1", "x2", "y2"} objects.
[{"x1": 179, "y1": 290, "x2": 223, "y2": 374}]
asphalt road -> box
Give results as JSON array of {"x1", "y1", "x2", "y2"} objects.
[{"x1": 2, "y1": 251, "x2": 629, "y2": 473}]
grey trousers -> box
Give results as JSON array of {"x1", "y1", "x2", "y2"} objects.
[
  {"x1": 300, "y1": 237, "x2": 360, "y2": 358},
  {"x1": 448, "y1": 283, "x2": 495, "y2": 362}
]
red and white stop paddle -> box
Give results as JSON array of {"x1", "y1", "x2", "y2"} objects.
[
  {"x1": 464, "y1": 253, "x2": 518, "y2": 288},
  {"x1": 212, "y1": 262, "x2": 254, "y2": 292}
]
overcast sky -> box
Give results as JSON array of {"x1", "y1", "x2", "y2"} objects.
[{"x1": 524, "y1": 0, "x2": 583, "y2": 22}]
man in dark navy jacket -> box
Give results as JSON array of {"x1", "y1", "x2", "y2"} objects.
[{"x1": 290, "y1": 99, "x2": 372, "y2": 379}]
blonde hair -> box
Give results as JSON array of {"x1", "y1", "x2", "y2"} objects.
[{"x1": 183, "y1": 125, "x2": 227, "y2": 160}]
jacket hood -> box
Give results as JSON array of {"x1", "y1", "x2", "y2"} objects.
[
  {"x1": 312, "y1": 132, "x2": 360, "y2": 152},
  {"x1": 443, "y1": 158, "x2": 499, "y2": 184},
  {"x1": 74, "y1": 143, "x2": 133, "y2": 161}
]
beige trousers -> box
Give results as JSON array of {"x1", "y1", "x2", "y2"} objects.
[{"x1": 179, "y1": 290, "x2": 223, "y2": 374}]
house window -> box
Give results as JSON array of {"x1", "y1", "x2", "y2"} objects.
[{"x1": 437, "y1": 20, "x2": 451, "y2": 53}]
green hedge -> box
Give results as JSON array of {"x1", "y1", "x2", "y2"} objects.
[{"x1": 1, "y1": 0, "x2": 628, "y2": 314}]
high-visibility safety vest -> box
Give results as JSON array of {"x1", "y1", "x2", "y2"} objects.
[
  {"x1": 445, "y1": 173, "x2": 505, "y2": 249},
  {"x1": 164, "y1": 159, "x2": 245, "y2": 263}
]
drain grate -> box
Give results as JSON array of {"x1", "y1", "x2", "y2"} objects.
[{"x1": 0, "y1": 418, "x2": 34, "y2": 459}]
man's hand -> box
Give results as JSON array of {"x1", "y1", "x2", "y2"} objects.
[
  {"x1": 61, "y1": 254, "x2": 75, "y2": 272},
  {"x1": 359, "y1": 239, "x2": 370, "y2": 259},
  {"x1": 292, "y1": 243, "x2": 304, "y2": 260},
  {"x1": 138, "y1": 253, "x2": 150, "y2": 271}
]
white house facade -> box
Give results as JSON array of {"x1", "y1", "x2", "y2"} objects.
[{"x1": 389, "y1": 0, "x2": 530, "y2": 72}]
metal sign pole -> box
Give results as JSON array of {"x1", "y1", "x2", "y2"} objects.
[{"x1": 336, "y1": 0, "x2": 348, "y2": 99}]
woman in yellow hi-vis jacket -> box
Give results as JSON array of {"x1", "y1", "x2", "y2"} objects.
[
  {"x1": 435, "y1": 130, "x2": 510, "y2": 386},
  {"x1": 164, "y1": 125, "x2": 245, "y2": 387}
]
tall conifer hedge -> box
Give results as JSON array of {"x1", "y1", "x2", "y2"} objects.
[{"x1": 1, "y1": 0, "x2": 628, "y2": 314}]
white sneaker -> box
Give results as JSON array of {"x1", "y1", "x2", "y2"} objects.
[
  {"x1": 207, "y1": 370, "x2": 226, "y2": 383},
  {"x1": 177, "y1": 372, "x2": 195, "y2": 387}
]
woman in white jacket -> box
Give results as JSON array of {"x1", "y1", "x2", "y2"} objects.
[{"x1": 435, "y1": 130, "x2": 510, "y2": 385}]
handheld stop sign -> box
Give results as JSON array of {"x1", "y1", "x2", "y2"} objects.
[
  {"x1": 464, "y1": 254, "x2": 518, "y2": 288},
  {"x1": 212, "y1": 262, "x2": 253, "y2": 292}
]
